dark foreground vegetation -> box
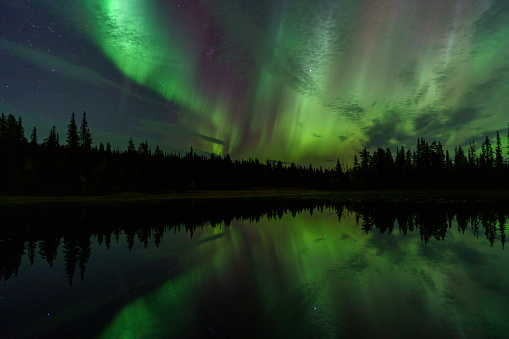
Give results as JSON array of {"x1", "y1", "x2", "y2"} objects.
[
  {"x1": 1, "y1": 112, "x2": 508, "y2": 194},
  {"x1": 1, "y1": 196, "x2": 508, "y2": 285}
]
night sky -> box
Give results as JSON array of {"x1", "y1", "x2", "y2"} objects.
[{"x1": 1, "y1": 0, "x2": 508, "y2": 166}]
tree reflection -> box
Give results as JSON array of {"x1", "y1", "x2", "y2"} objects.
[{"x1": 0, "y1": 197, "x2": 507, "y2": 284}]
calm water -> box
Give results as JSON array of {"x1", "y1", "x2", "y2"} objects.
[{"x1": 1, "y1": 197, "x2": 508, "y2": 338}]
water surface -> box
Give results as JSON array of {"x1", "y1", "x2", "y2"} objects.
[{"x1": 1, "y1": 198, "x2": 508, "y2": 338}]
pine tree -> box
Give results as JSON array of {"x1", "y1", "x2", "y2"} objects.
[
  {"x1": 154, "y1": 145, "x2": 163, "y2": 157},
  {"x1": 138, "y1": 140, "x2": 150, "y2": 156},
  {"x1": 353, "y1": 154, "x2": 360, "y2": 171},
  {"x1": 43, "y1": 125, "x2": 59, "y2": 148},
  {"x1": 127, "y1": 137, "x2": 136, "y2": 153},
  {"x1": 17, "y1": 117, "x2": 27, "y2": 142},
  {"x1": 405, "y1": 149, "x2": 413, "y2": 169},
  {"x1": 359, "y1": 147, "x2": 370, "y2": 172},
  {"x1": 495, "y1": 131, "x2": 503, "y2": 170},
  {"x1": 30, "y1": 127, "x2": 37, "y2": 145},
  {"x1": 79, "y1": 111, "x2": 92, "y2": 151},
  {"x1": 0, "y1": 113, "x2": 6, "y2": 140},
  {"x1": 67, "y1": 112, "x2": 79, "y2": 150},
  {"x1": 480, "y1": 136, "x2": 494, "y2": 169},
  {"x1": 395, "y1": 146, "x2": 405, "y2": 170},
  {"x1": 454, "y1": 146, "x2": 467, "y2": 170},
  {"x1": 335, "y1": 159, "x2": 343, "y2": 174},
  {"x1": 445, "y1": 150, "x2": 452, "y2": 170},
  {"x1": 468, "y1": 140, "x2": 477, "y2": 169}
]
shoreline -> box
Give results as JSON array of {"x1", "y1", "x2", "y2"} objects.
[{"x1": 2, "y1": 188, "x2": 509, "y2": 205}]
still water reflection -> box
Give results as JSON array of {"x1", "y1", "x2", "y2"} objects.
[{"x1": 1, "y1": 197, "x2": 508, "y2": 338}]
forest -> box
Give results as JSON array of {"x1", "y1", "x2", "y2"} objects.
[{"x1": 0, "y1": 111, "x2": 508, "y2": 194}]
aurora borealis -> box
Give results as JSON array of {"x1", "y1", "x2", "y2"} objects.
[{"x1": 1, "y1": 0, "x2": 508, "y2": 165}]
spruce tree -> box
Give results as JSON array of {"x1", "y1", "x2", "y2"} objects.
[
  {"x1": 154, "y1": 145, "x2": 163, "y2": 157},
  {"x1": 359, "y1": 147, "x2": 370, "y2": 172},
  {"x1": 30, "y1": 127, "x2": 37, "y2": 145},
  {"x1": 79, "y1": 111, "x2": 92, "y2": 151},
  {"x1": 127, "y1": 137, "x2": 136, "y2": 153},
  {"x1": 17, "y1": 117, "x2": 27, "y2": 142},
  {"x1": 468, "y1": 141, "x2": 477, "y2": 169},
  {"x1": 0, "y1": 113, "x2": 6, "y2": 140},
  {"x1": 138, "y1": 140, "x2": 150, "y2": 156},
  {"x1": 67, "y1": 112, "x2": 79, "y2": 150},
  {"x1": 480, "y1": 136, "x2": 494, "y2": 169},
  {"x1": 43, "y1": 125, "x2": 59, "y2": 148},
  {"x1": 495, "y1": 131, "x2": 503, "y2": 170},
  {"x1": 454, "y1": 146, "x2": 467, "y2": 170},
  {"x1": 353, "y1": 154, "x2": 360, "y2": 171}
]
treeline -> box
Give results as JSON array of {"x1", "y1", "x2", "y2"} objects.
[
  {"x1": 1, "y1": 198, "x2": 507, "y2": 284},
  {"x1": 349, "y1": 134, "x2": 509, "y2": 189},
  {"x1": 1, "y1": 112, "x2": 508, "y2": 194}
]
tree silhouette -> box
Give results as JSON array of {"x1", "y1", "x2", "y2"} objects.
[
  {"x1": 79, "y1": 111, "x2": 92, "y2": 151},
  {"x1": 454, "y1": 146, "x2": 467, "y2": 170},
  {"x1": 63, "y1": 236, "x2": 78, "y2": 286},
  {"x1": 0, "y1": 112, "x2": 508, "y2": 194},
  {"x1": 353, "y1": 154, "x2": 360, "y2": 171},
  {"x1": 67, "y1": 112, "x2": 79, "y2": 150},
  {"x1": 39, "y1": 237, "x2": 60, "y2": 268},
  {"x1": 30, "y1": 127, "x2": 37, "y2": 145},
  {"x1": 495, "y1": 131, "x2": 504, "y2": 171},
  {"x1": 480, "y1": 136, "x2": 494, "y2": 170},
  {"x1": 127, "y1": 137, "x2": 136, "y2": 153},
  {"x1": 468, "y1": 140, "x2": 477, "y2": 170},
  {"x1": 138, "y1": 140, "x2": 150, "y2": 156},
  {"x1": 359, "y1": 147, "x2": 370, "y2": 173},
  {"x1": 42, "y1": 125, "x2": 59, "y2": 148}
]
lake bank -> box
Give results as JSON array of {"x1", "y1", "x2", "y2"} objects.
[{"x1": 2, "y1": 188, "x2": 509, "y2": 206}]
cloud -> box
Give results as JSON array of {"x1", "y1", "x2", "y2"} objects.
[
  {"x1": 412, "y1": 83, "x2": 429, "y2": 105},
  {"x1": 443, "y1": 107, "x2": 481, "y2": 130},
  {"x1": 342, "y1": 103, "x2": 365, "y2": 121},
  {"x1": 363, "y1": 110, "x2": 414, "y2": 149},
  {"x1": 473, "y1": 0, "x2": 509, "y2": 41},
  {"x1": 413, "y1": 111, "x2": 444, "y2": 134},
  {"x1": 137, "y1": 119, "x2": 229, "y2": 147},
  {"x1": 324, "y1": 98, "x2": 366, "y2": 122},
  {"x1": 398, "y1": 60, "x2": 417, "y2": 86},
  {"x1": 195, "y1": 133, "x2": 229, "y2": 146}
]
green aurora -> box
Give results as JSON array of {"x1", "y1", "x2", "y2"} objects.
[
  {"x1": 98, "y1": 210, "x2": 509, "y2": 337},
  {"x1": 1, "y1": 0, "x2": 509, "y2": 165}
]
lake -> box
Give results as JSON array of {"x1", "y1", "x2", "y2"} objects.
[{"x1": 1, "y1": 195, "x2": 508, "y2": 338}]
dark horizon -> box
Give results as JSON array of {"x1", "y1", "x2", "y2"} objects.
[{"x1": 1, "y1": 112, "x2": 509, "y2": 195}]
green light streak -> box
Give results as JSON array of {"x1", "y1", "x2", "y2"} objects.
[
  {"x1": 99, "y1": 210, "x2": 509, "y2": 337},
  {"x1": 65, "y1": 0, "x2": 509, "y2": 164}
]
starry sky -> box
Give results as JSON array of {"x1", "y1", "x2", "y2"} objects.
[{"x1": 1, "y1": 0, "x2": 508, "y2": 166}]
